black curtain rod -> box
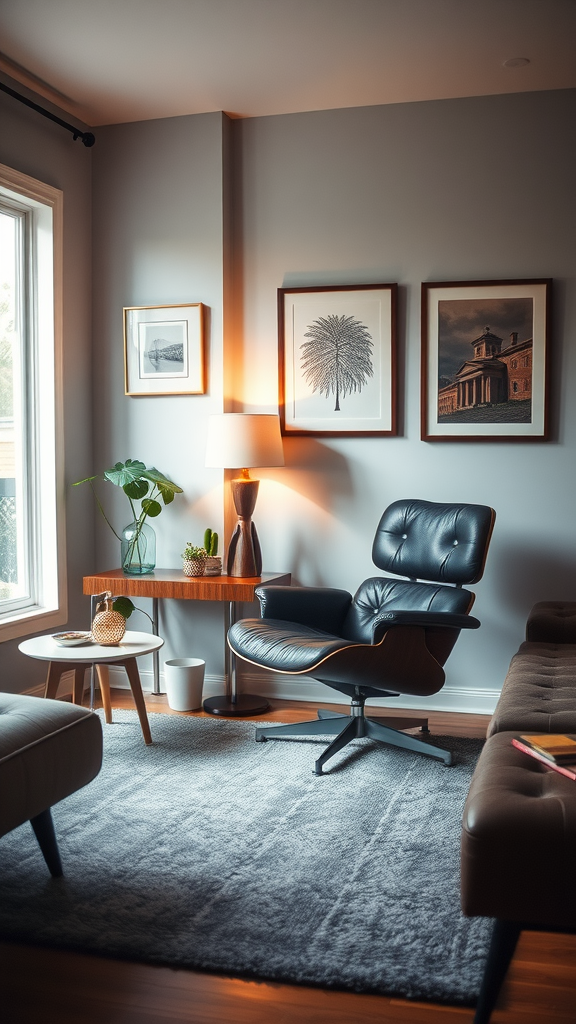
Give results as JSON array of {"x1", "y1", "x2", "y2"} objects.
[{"x1": 0, "y1": 80, "x2": 95, "y2": 147}]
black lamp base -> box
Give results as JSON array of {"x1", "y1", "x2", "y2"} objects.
[{"x1": 203, "y1": 693, "x2": 270, "y2": 717}]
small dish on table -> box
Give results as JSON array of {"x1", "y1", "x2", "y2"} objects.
[{"x1": 52, "y1": 631, "x2": 92, "y2": 647}]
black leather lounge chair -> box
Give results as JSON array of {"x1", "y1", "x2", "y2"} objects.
[{"x1": 229, "y1": 498, "x2": 495, "y2": 775}]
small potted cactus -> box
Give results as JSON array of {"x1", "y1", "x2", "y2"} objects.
[
  {"x1": 182, "y1": 543, "x2": 207, "y2": 577},
  {"x1": 203, "y1": 528, "x2": 222, "y2": 576}
]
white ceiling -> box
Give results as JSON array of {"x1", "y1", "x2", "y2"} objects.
[{"x1": 0, "y1": 0, "x2": 575, "y2": 127}]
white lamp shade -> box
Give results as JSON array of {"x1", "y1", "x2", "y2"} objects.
[{"x1": 205, "y1": 414, "x2": 284, "y2": 469}]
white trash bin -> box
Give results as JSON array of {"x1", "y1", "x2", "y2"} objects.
[{"x1": 164, "y1": 658, "x2": 205, "y2": 711}]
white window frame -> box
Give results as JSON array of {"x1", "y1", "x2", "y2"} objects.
[{"x1": 0, "y1": 163, "x2": 66, "y2": 641}]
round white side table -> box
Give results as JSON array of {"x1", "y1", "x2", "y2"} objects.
[{"x1": 18, "y1": 631, "x2": 164, "y2": 745}]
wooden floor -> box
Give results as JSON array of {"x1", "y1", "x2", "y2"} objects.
[{"x1": 2, "y1": 694, "x2": 575, "y2": 1024}]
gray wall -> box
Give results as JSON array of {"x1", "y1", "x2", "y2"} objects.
[
  {"x1": 234, "y1": 89, "x2": 576, "y2": 711},
  {"x1": 3, "y1": 81, "x2": 575, "y2": 709},
  {"x1": 90, "y1": 112, "x2": 230, "y2": 685},
  {"x1": 0, "y1": 73, "x2": 93, "y2": 692}
]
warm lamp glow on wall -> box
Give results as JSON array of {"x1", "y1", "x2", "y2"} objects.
[{"x1": 205, "y1": 414, "x2": 284, "y2": 577}]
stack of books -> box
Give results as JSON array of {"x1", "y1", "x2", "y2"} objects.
[{"x1": 512, "y1": 734, "x2": 576, "y2": 779}]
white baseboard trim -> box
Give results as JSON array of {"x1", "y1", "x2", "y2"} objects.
[
  {"x1": 238, "y1": 671, "x2": 500, "y2": 716},
  {"x1": 28, "y1": 666, "x2": 499, "y2": 717}
]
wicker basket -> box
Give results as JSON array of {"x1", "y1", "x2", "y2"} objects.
[{"x1": 91, "y1": 592, "x2": 126, "y2": 645}]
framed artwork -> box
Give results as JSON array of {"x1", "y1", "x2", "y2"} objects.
[
  {"x1": 421, "y1": 279, "x2": 551, "y2": 442},
  {"x1": 124, "y1": 303, "x2": 205, "y2": 396},
  {"x1": 278, "y1": 284, "x2": 398, "y2": 436}
]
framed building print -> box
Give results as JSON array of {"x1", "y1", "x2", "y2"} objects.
[
  {"x1": 278, "y1": 284, "x2": 398, "y2": 436},
  {"x1": 421, "y1": 279, "x2": 551, "y2": 442},
  {"x1": 124, "y1": 303, "x2": 205, "y2": 396}
]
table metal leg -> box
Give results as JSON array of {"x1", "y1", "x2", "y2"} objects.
[
  {"x1": 203, "y1": 600, "x2": 270, "y2": 717},
  {"x1": 151, "y1": 597, "x2": 163, "y2": 694}
]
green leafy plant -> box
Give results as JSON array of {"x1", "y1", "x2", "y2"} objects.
[
  {"x1": 182, "y1": 543, "x2": 207, "y2": 561},
  {"x1": 74, "y1": 459, "x2": 183, "y2": 572},
  {"x1": 203, "y1": 528, "x2": 219, "y2": 556},
  {"x1": 112, "y1": 596, "x2": 135, "y2": 620}
]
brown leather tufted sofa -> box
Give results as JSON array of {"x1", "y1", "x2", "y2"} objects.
[{"x1": 460, "y1": 602, "x2": 576, "y2": 1023}]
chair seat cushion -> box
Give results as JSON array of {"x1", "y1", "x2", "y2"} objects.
[
  {"x1": 0, "y1": 692, "x2": 102, "y2": 837},
  {"x1": 487, "y1": 641, "x2": 576, "y2": 737},
  {"x1": 461, "y1": 731, "x2": 576, "y2": 929},
  {"x1": 228, "y1": 618, "x2": 357, "y2": 673}
]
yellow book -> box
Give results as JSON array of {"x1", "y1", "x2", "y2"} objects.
[{"x1": 520, "y1": 734, "x2": 576, "y2": 762}]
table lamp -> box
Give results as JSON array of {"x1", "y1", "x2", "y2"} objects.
[{"x1": 205, "y1": 413, "x2": 284, "y2": 577}]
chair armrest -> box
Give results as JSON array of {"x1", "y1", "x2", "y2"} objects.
[
  {"x1": 371, "y1": 610, "x2": 480, "y2": 644},
  {"x1": 255, "y1": 586, "x2": 352, "y2": 634}
]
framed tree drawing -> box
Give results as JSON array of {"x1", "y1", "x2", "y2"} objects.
[
  {"x1": 124, "y1": 303, "x2": 205, "y2": 396},
  {"x1": 421, "y1": 280, "x2": 551, "y2": 442},
  {"x1": 278, "y1": 284, "x2": 398, "y2": 436}
]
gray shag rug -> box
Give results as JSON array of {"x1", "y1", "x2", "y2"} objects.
[{"x1": 0, "y1": 711, "x2": 491, "y2": 1004}]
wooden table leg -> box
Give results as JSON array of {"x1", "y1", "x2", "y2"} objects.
[
  {"x1": 72, "y1": 666, "x2": 86, "y2": 706},
  {"x1": 96, "y1": 664, "x2": 113, "y2": 724},
  {"x1": 44, "y1": 662, "x2": 66, "y2": 700},
  {"x1": 119, "y1": 658, "x2": 152, "y2": 745}
]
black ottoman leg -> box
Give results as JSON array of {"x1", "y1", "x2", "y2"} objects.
[
  {"x1": 474, "y1": 919, "x2": 521, "y2": 1024},
  {"x1": 30, "y1": 808, "x2": 63, "y2": 877}
]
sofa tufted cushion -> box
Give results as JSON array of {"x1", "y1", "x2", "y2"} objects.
[
  {"x1": 487, "y1": 641, "x2": 576, "y2": 737},
  {"x1": 526, "y1": 601, "x2": 576, "y2": 644},
  {"x1": 461, "y1": 731, "x2": 576, "y2": 929},
  {"x1": 0, "y1": 692, "x2": 102, "y2": 838}
]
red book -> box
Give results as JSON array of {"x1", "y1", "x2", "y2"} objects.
[{"x1": 512, "y1": 738, "x2": 576, "y2": 780}]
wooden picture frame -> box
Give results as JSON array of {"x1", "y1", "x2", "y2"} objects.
[
  {"x1": 278, "y1": 284, "x2": 398, "y2": 436},
  {"x1": 124, "y1": 303, "x2": 205, "y2": 396},
  {"x1": 421, "y1": 280, "x2": 551, "y2": 442}
]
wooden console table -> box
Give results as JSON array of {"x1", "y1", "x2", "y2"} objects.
[{"x1": 82, "y1": 569, "x2": 291, "y2": 716}]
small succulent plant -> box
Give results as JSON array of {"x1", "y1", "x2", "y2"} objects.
[{"x1": 182, "y1": 544, "x2": 207, "y2": 561}]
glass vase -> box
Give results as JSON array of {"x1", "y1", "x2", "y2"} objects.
[{"x1": 121, "y1": 520, "x2": 156, "y2": 575}]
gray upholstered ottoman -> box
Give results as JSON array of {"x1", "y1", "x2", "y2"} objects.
[{"x1": 0, "y1": 692, "x2": 103, "y2": 875}]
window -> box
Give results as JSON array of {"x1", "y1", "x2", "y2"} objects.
[{"x1": 0, "y1": 164, "x2": 66, "y2": 641}]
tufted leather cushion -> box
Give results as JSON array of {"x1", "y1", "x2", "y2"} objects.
[
  {"x1": 461, "y1": 731, "x2": 576, "y2": 929},
  {"x1": 487, "y1": 641, "x2": 576, "y2": 737},
  {"x1": 343, "y1": 577, "x2": 474, "y2": 642},
  {"x1": 372, "y1": 499, "x2": 495, "y2": 585},
  {"x1": 526, "y1": 601, "x2": 576, "y2": 644},
  {"x1": 228, "y1": 618, "x2": 357, "y2": 674},
  {"x1": 0, "y1": 692, "x2": 102, "y2": 838}
]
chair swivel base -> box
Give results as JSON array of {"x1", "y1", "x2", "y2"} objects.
[
  {"x1": 256, "y1": 706, "x2": 453, "y2": 775},
  {"x1": 203, "y1": 693, "x2": 270, "y2": 716}
]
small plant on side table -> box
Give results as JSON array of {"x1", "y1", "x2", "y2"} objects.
[
  {"x1": 182, "y1": 544, "x2": 207, "y2": 577},
  {"x1": 203, "y1": 528, "x2": 222, "y2": 576}
]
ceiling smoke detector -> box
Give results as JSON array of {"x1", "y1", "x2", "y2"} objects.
[{"x1": 503, "y1": 57, "x2": 531, "y2": 69}]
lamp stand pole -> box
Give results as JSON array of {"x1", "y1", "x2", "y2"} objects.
[{"x1": 202, "y1": 601, "x2": 270, "y2": 716}]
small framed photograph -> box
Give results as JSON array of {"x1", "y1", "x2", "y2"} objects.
[
  {"x1": 124, "y1": 303, "x2": 205, "y2": 396},
  {"x1": 421, "y1": 280, "x2": 551, "y2": 441},
  {"x1": 279, "y1": 284, "x2": 398, "y2": 436}
]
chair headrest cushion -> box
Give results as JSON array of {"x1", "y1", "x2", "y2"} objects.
[{"x1": 372, "y1": 499, "x2": 495, "y2": 585}]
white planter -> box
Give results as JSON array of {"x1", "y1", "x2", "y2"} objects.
[{"x1": 164, "y1": 658, "x2": 205, "y2": 711}]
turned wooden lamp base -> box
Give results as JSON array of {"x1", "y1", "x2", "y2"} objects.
[{"x1": 227, "y1": 475, "x2": 263, "y2": 577}]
